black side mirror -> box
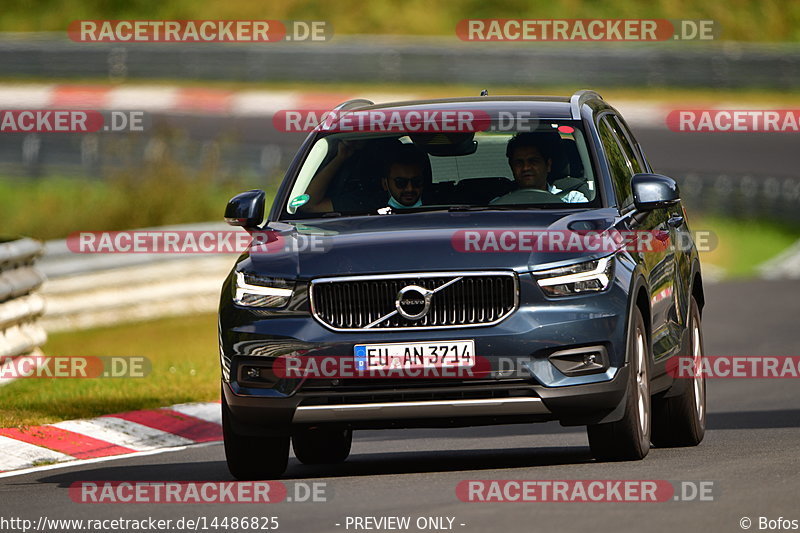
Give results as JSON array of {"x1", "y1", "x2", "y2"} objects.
[
  {"x1": 632, "y1": 174, "x2": 680, "y2": 212},
  {"x1": 224, "y1": 189, "x2": 266, "y2": 228}
]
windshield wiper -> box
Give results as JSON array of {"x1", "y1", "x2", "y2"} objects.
[
  {"x1": 448, "y1": 205, "x2": 526, "y2": 211},
  {"x1": 391, "y1": 205, "x2": 453, "y2": 214},
  {"x1": 450, "y1": 203, "x2": 583, "y2": 211},
  {"x1": 390, "y1": 205, "x2": 555, "y2": 213}
]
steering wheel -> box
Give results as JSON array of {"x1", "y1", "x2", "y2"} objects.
[{"x1": 490, "y1": 188, "x2": 563, "y2": 205}]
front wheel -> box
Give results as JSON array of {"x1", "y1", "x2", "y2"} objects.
[
  {"x1": 587, "y1": 306, "x2": 651, "y2": 461},
  {"x1": 651, "y1": 296, "x2": 706, "y2": 447},
  {"x1": 222, "y1": 393, "x2": 290, "y2": 480}
]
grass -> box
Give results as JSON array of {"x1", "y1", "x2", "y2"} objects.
[
  {"x1": 0, "y1": 313, "x2": 219, "y2": 428},
  {"x1": 693, "y1": 215, "x2": 800, "y2": 278},
  {"x1": 2, "y1": 0, "x2": 800, "y2": 41},
  {"x1": 0, "y1": 175, "x2": 256, "y2": 241},
  {"x1": 31, "y1": 458, "x2": 60, "y2": 467},
  {"x1": 0, "y1": 136, "x2": 277, "y2": 241}
]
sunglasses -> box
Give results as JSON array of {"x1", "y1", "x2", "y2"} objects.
[{"x1": 392, "y1": 177, "x2": 423, "y2": 189}]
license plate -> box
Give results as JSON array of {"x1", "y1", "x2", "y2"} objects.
[{"x1": 354, "y1": 340, "x2": 475, "y2": 372}]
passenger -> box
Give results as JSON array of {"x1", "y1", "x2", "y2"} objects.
[{"x1": 491, "y1": 132, "x2": 588, "y2": 204}]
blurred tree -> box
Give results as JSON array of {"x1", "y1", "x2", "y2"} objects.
[{"x1": 2, "y1": 0, "x2": 798, "y2": 41}]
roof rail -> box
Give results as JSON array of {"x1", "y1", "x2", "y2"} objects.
[
  {"x1": 569, "y1": 90, "x2": 603, "y2": 120},
  {"x1": 332, "y1": 98, "x2": 374, "y2": 112}
]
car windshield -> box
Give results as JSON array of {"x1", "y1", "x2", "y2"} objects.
[{"x1": 282, "y1": 120, "x2": 600, "y2": 218}]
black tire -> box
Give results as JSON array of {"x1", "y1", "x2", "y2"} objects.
[
  {"x1": 587, "y1": 305, "x2": 651, "y2": 461},
  {"x1": 652, "y1": 297, "x2": 706, "y2": 447},
  {"x1": 292, "y1": 427, "x2": 352, "y2": 465},
  {"x1": 222, "y1": 394, "x2": 289, "y2": 480}
]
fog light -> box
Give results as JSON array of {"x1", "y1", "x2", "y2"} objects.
[
  {"x1": 548, "y1": 346, "x2": 609, "y2": 376},
  {"x1": 245, "y1": 367, "x2": 260, "y2": 379}
]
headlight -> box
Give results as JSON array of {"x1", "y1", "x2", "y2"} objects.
[
  {"x1": 534, "y1": 256, "x2": 614, "y2": 297},
  {"x1": 233, "y1": 271, "x2": 294, "y2": 307}
]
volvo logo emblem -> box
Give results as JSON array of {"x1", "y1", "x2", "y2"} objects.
[{"x1": 395, "y1": 285, "x2": 433, "y2": 320}]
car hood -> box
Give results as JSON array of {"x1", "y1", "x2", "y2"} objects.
[{"x1": 242, "y1": 209, "x2": 621, "y2": 279}]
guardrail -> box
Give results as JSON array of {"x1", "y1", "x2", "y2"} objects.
[
  {"x1": 1, "y1": 35, "x2": 799, "y2": 88},
  {"x1": 0, "y1": 238, "x2": 47, "y2": 384},
  {"x1": 38, "y1": 223, "x2": 241, "y2": 332},
  {"x1": 676, "y1": 173, "x2": 800, "y2": 224}
]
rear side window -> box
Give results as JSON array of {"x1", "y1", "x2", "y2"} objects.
[{"x1": 598, "y1": 116, "x2": 634, "y2": 209}]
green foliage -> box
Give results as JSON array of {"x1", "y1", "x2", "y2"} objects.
[
  {"x1": 695, "y1": 215, "x2": 800, "y2": 278},
  {"x1": 1, "y1": 0, "x2": 799, "y2": 41},
  {"x1": 0, "y1": 132, "x2": 275, "y2": 241}
]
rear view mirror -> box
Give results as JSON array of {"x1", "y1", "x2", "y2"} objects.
[
  {"x1": 224, "y1": 189, "x2": 266, "y2": 228},
  {"x1": 632, "y1": 174, "x2": 680, "y2": 212},
  {"x1": 411, "y1": 132, "x2": 478, "y2": 156}
]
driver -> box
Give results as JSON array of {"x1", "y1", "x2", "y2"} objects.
[
  {"x1": 380, "y1": 144, "x2": 429, "y2": 209},
  {"x1": 300, "y1": 141, "x2": 430, "y2": 213},
  {"x1": 491, "y1": 132, "x2": 588, "y2": 204}
]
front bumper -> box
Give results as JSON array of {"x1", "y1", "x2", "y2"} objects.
[
  {"x1": 222, "y1": 363, "x2": 629, "y2": 435},
  {"x1": 220, "y1": 272, "x2": 634, "y2": 434}
]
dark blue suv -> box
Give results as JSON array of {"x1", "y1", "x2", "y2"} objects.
[{"x1": 219, "y1": 90, "x2": 706, "y2": 479}]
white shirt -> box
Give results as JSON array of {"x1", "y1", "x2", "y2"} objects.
[{"x1": 549, "y1": 184, "x2": 589, "y2": 203}]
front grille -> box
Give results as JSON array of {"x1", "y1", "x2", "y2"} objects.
[{"x1": 310, "y1": 271, "x2": 517, "y2": 331}]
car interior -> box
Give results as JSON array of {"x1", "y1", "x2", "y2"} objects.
[{"x1": 289, "y1": 126, "x2": 596, "y2": 215}]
